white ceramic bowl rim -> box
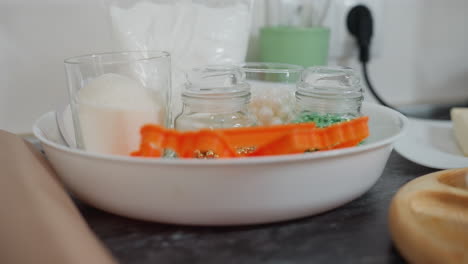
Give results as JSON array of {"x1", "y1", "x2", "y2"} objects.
[{"x1": 33, "y1": 103, "x2": 408, "y2": 166}]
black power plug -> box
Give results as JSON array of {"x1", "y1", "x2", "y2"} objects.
[
  {"x1": 347, "y1": 5, "x2": 373, "y2": 63},
  {"x1": 346, "y1": 5, "x2": 393, "y2": 109},
  {"x1": 346, "y1": 5, "x2": 462, "y2": 119}
]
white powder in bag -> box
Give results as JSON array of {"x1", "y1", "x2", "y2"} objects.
[{"x1": 108, "y1": 0, "x2": 252, "y2": 119}]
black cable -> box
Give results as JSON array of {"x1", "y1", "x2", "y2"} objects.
[
  {"x1": 361, "y1": 62, "x2": 395, "y2": 110},
  {"x1": 347, "y1": 5, "x2": 465, "y2": 119},
  {"x1": 347, "y1": 5, "x2": 398, "y2": 111}
]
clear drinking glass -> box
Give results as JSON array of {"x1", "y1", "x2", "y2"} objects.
[
  {"x1": 64, "y1": 51, "x2": 171, "y2": 156},
  {"x1": 241, "y1": 62, "x2": 303, "y2": 126}
]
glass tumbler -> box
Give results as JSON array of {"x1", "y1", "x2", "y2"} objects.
[
  {"x1": 241, "y1": 62, "x2": 303, "y2": 126},
  {"x1": 64, "y1": 51, "x2": 171, "y2": 156}
]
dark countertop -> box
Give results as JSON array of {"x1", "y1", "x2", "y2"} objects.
[{"x1": 77, "y1": 151, "x2": 437, "y2": 264}]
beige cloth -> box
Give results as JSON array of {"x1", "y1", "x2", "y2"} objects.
[{"x1": 0, "y1": 130, "x2": 117, "y2": 264}]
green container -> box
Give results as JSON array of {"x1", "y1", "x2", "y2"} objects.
[{"x1": 260, "y1": 26, "x2": 330, "y2": 67}]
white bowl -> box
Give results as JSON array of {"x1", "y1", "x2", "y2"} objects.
[{"x1": 33, "y1": 102, "x2": 407, "y2": 226}]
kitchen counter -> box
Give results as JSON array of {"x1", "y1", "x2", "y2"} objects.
[{"x1": 77, "y1": 151, "x2": 437, "y2": 264}]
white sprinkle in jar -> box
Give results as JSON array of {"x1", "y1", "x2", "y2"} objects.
[{"x1": 241, "y1": 63, "x2": 303, "y2": 126}]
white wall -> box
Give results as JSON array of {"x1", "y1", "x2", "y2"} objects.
[
  {"x1": 0, "y1": 0, "x2": 114, "y2": 134},
  {"x1": 357, "y1": 0, "x2": 468, "y2": 106},
  {"x1": 249, "y1": 0, "x2": 468, "y2": 105},
  {"x1": 1, "y1": 0, "x2": 468, "y2": 133}
]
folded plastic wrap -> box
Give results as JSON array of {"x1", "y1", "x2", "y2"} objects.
[{"x1": 102, "y1": 0, "x2": 253, "y2": 122}]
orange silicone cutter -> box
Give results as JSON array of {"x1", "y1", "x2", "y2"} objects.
[
  {"x1": 131, "y1": 116, "x2": 369, "y2": 159},
  {"x1": 249, "y1": 116, "x2": 369, "y2": 156}
]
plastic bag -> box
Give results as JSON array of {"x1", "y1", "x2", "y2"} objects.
[{"x1": 102, "y1": 0, "x2": 253, "y2": 123}]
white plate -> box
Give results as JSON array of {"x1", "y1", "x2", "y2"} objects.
[
  {"x1": 33, "y1": 103, "x2": 407, "y2": 226},
  {"x1": 394, "y1": 118, "x2": 468, "y2": 169}
]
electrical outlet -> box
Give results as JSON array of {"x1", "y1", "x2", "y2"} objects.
[{"x1": 323, "y1": 0, "x2": 384, "y2": 60}]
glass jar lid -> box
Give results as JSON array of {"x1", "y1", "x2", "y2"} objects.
[
  {"x1": 183, "y1": 65, "x2": 250, "y2": 100},
  {"x1": 297, "y1": 66, "x2": 363, "y2": 99}
]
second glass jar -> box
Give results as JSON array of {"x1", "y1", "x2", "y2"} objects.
[
  {"x1": 175, "y1": 65, "x2": 256, "y2": 131},
  {"x1": 292, "y1": 66, "x2": 364, "y2": 127}
]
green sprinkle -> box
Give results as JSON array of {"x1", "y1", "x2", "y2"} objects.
[{"x1": 294, "y1": 112, "x2": 348, "y2": 128}]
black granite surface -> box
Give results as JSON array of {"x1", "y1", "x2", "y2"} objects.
[{"x1": 77, "y1": 151, "x2": 437, "y2": 264}]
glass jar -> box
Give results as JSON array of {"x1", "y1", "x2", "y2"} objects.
[
  {"x1": 174, "y1": 65, "x2": 256, "y2": 131},
  {"x1": 292, "y1": 66, "x2": 364, "y2": 127},
  {"x1": 241, "y1": 62, "x2": 303, "y2": 126}
]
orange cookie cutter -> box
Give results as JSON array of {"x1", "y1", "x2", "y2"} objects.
[
  {"x1": 131, "y1": 126, "x2": 236, "y2": 158},
  {"x1": 131, "y1": 116, "x2": 369, "y2": 159},
  {"x1": 249, "y1": 116, "x2": 369, "y2": 156}
]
